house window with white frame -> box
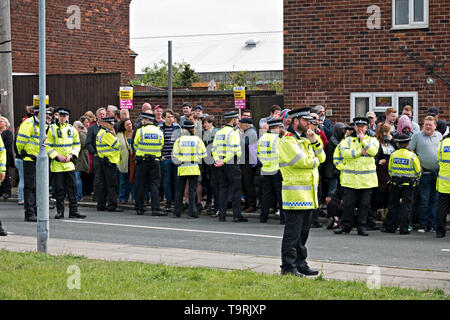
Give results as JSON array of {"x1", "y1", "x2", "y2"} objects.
[
  {"x1": 392, "y1": 0, "x2": 429, "y2": 29},
  {"x1": 350, "y1": 92, "x2": 419, "y2": 123}
]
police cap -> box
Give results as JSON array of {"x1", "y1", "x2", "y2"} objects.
[
  {"x1": 288, "y1": 107, "x2": 313, "y2": 120},
  {"x1": 353, "y1": 117, "x2": 370, "y2": 126}
]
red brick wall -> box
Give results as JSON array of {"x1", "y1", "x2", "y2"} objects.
[
  {"x1": 10, "y1": 0, "x2": 134, "y2": 85},
  {"x1": 284, "y1": 0, "x2": 450, "y2": 123}
]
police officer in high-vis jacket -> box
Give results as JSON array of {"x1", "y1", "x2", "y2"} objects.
[
  {"x1": 334, "y1": 117, "x2": 380, "y2": 236},
  {"x1": 0, "y1": 134, "x2": 7, "y2": 235},
  {"x1": 46, "y1": 107, "x2": 86, "y2": 219},
  {"x1": 95, "y1": 116, "x2": 122, "y2": 212},
  {"x1": 212, "y1": 110, "x2": 248, "y2": 222},
  {"x1": 279, "y1": 107, "x2": 325, "y2": 277},
  {"x1": 436, "y1": 122, "x2": 450, "y2": 238},
  {"x1": 133, "y1": 112, "x2": 165, "y2": 216},
  {"x1": 257, "y1": 119, "x2": 284, "y2": 224},
  {"x1": 382, "y1": 134, "x2": 421, "y2": 234},
  {"x1": 16, "y1": 105, "x2": 52, "y2": 222},
  {"x1": 172, "y1": 120, "x2": 206, "y2": 218}
]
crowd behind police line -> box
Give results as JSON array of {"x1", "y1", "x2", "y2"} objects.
[{"x1": 0, "y1": 102, "x2": 448, "y2": 240}]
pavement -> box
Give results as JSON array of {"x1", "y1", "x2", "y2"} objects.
[
  {"x1": 1, "y1": 234, "x2": 449, "y2": 295},
  {"x1": 1, "y1": 195, "x2": 449, "y2": 295}
]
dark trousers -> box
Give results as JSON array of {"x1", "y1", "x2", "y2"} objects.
[
  {"x1": 260, "y1": 171, "x2": 283, "y2": 222},
  {"x1": 174, "y1": 175, "x2": 198, "y2": 217},
  {"x1": 95, "y1": 157, "x2": 119, "y2": 211},
  {"x1": 281, "y1": 210, "x2": 312, "y2": 272},
  {"x1": 385, "y1": 184, "x2": 414, "y2": 233},
  {"x1": 240, "y1": 164, "x2": 257, "y2": 208},
  {"x1": 436, "y1": 192, "x2": 449, "y2": 236},
  {"x1": 205, "y1": 164, "x2": 220, "y2": 209},
  {"x1": 135, "y1": 159, "x2": 161, "y2": 212},
  {"x1": 0, "y1": 168, "x2": 11, "y2": 197},
  {"x1": 53, "y1": 171, "x2": 78, "y2": 215},
  {"x1": 218, "y1": 164, "x2": 242, "y2": 219},
  {"x1": 23, "y1": 160, "x2": 37, "y2": 218},
  {"x1": 342, "y1": 187, "x2": 372, "y2": 231}
]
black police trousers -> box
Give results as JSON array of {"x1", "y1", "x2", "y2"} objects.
[
  {"x1": 95, "y1": 157, "x2": 118, "y2": 211},
  {"x1": 135, "y1": 158, "x2": 161, "y2": 212},
  {"x1": 53, "y1": 171, "x2": 78, "y2": 215},
  {"x1": 240, "y1": 164, "x2": 257, "y2": 208},
  {"x1": 23, "y1": 160, "x2": 37, "y2": 218},
  {"x1": 281, "y1": 210, "x2": 312, "y2": 272},
  {"x1": 385, "y1": 183, "x2": 414, "y2": 233},
  {"x1": 173, "y1": 175, "x2": 198, "y2": 217},
  {"x1": 342, "y1": 187, "x2": 372, "y2": 231},
  {"x1": 436, "y1": 192, "x2": 449, "y2": 237},
  {"x1": 218, "y1": 164, "x2": 243, "y2": 219},
  {"x1": 260, "y1": 171, "x2": 283, "y2": 222}
]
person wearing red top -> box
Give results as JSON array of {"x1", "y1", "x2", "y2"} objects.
[{"x1": 309, "y1": 113, "x2": 328, "y2": 151}]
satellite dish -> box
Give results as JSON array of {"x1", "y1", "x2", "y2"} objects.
[{"x1": 245, "y1": 39, "x2": 260, "y2": 47}]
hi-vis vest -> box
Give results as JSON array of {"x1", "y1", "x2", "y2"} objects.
[
  {"x1": 134, "y1": 124, "x2": 164, "y2": 158},
  {"x1": 257, "y1": 132, "x2": 280, "y2": 175},
  {"x1": 16, "y1": 117, "x2": 43, "y2": 161},
  {"x1": 0, "y1": 135, "x2": 6, "y2": 178},
  {"x1": 279, "y1": 131, "x2": 325, "y2": 211},
  {"x1": 172, "y1": 134, "x2": 206, "y2": 176},
  {"x1": 388, "y1": 148, "x2": 421, "y2": 184},
  {"x1": 437, "y1": 137, "x2": 450, "y2": 194},
  {"x1": 340, "y1": 135, "x2": 379, "y2": 189},
  {"x1": 212, "y1": 125, "x2": 241, "y2": 164},
  {"x1": 46, "y1": 122, "x2": 80, "y2": 172},
  {"x1": 96, "y1": 128, "x2": 121, "y2": 164}
]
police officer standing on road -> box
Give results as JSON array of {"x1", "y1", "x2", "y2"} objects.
[
  {"x1": 172, "y1": 120, "x2": 206, "y2": 218},
  {"x1": 212, "y1": 111, "x2": 248, "y2": 222},
  {"x1": 16, "y1": 105, "x2": 52, "y2": 222},
  {"x1": 133, "y1": 112, "x2": 165, "y2": 216},
  {"x1": 334, "y1": 117, "x2": 380, "y2": 236},
  {"x1": 436, "y1": 122, "x2": 450, "y2": 238},
  {"x1": 382, "y1": 134, "x2": 421, "y2": 234},
  {"x1": 279, "y1": 107, "x2": 325, "y2": 277},
  {"x1": 257, "y1": 119, "x2": 285, "y2": 224},
  {"x1": 46, "y1": 107, "x2": 86, "y2": 219},
  {"x1": 95, "y1": 116, "x2": 122, "y2": 212},
  {"x1": 0, "y1": 134, "x2": 7, "y2": 235}
]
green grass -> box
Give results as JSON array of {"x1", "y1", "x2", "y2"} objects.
[{"x1": 0, "y1": 250, "x2": 447, "y2": 300}]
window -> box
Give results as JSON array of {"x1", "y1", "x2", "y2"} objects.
[
  {"x1": 392, "y1": 0, "x2": 428, "y2": 29},
  {"x1": 350, "y1": 92, "x2": 418, "y2": 122}
]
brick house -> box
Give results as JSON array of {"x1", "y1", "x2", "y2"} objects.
[
  {"x1": 284, "y1": 0, "x2": 449, "y2": 124},
  {"x1": 10, "y1": 0, "x2": 135, "y2": 85}
]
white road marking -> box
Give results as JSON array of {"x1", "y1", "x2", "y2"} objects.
[
  {"x1": 441, "y1": 249, "x2": 450, "y2": 252},
  {"x1": 64, "y1": 220, "x2": 282, "y2": 239}
]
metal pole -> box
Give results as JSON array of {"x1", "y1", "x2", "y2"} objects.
[
  {"x1": 0, "y1": 0, "x2": 14, "y2": 130},
  {"x1": 37, "y1": 0, "x2": 49, "y2": 254},
  {"x1": 168, "y1": 40, "x2": 173, "y2": 109}
]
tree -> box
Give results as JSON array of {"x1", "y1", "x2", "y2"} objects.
[{"x1": 130, "y1": 60, "x2": 199, "y2": 88}]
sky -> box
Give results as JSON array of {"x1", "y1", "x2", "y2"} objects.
[{"x1": 130, "y1": 0, "x2": 283, "y2": 74}]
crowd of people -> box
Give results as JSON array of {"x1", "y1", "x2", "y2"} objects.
[{"x1": 0, "y1": 102, "x2": 448, "y2": 244}]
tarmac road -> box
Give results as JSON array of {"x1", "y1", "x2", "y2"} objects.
[{"x1": 1, "y1": 202, "x2": 449, "y2": 272}]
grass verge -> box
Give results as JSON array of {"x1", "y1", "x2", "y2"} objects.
[{"x1": 0, "y1": 250, "x2": 447, "y2": 300}]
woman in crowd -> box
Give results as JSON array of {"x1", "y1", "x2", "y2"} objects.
[
  {"x1": 372, "y1": 123, "x2": 397, "y2": 221},
  {"x1": 80, "y1": 116, "x2": 91, "y2": 132},
  {"x1": 395, "y1": 115, "x2": 414, "y2": 139},
  {"x1": 73, "y1": 121, "x2": 90, "y2": 202},
  {"x1": 84, "y1": 111, "x2": 96, "y2": 126},
  {"x1": 324, "y1": 122, "x2": 346, "y2": 199},
  {"x1": 0, "y1": 117, "x2": 14, "y2": 200},
  {"x1": 117, "y1": 118, "x2": 135, "y2": 204}
]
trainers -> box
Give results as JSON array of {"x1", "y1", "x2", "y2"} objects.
[{"x1": 418, "y1": 228, "x2": 426, "y2": 233}]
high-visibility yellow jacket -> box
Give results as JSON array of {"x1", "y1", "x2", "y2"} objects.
[
  {"x1": 257, "y1": 132, "x2": 280, "y2": 175},
  {"x1": 388, "y1": 148, "x2": 421, "y2": 184},
  {"x1": 437, "y1": 137, "x2": 450, "y2": 194},
  {"x1": 340, "y1": 135, "x2": 379, "y2": 189},
  {"x1": 333, "y1": 142, "x2": 345, "y2": 171},
  {"x1": 133, "y1": 124, "x2": 164, "y2": 158},
  {"x1": 0, "y1": 134, "x2": 6, "y2": 175},
  {"x1": 212, "y1": 125, "x2": 241, "y2": 164},
  {"x1": 96, "y1": 128, "x2": 121, "y2": 164},
  {"x1": 46, "y1": 122, "x2": 81, "y2": 172},
  {"x1": 16, "y1": 117, "x2": 43, "y2": 161},
  {"x1": 172, "y1": 134, "x2": 206, "y2": 176},
  {"x1": 279, "y1": 130, "x2": 326, "y2": 211}
]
